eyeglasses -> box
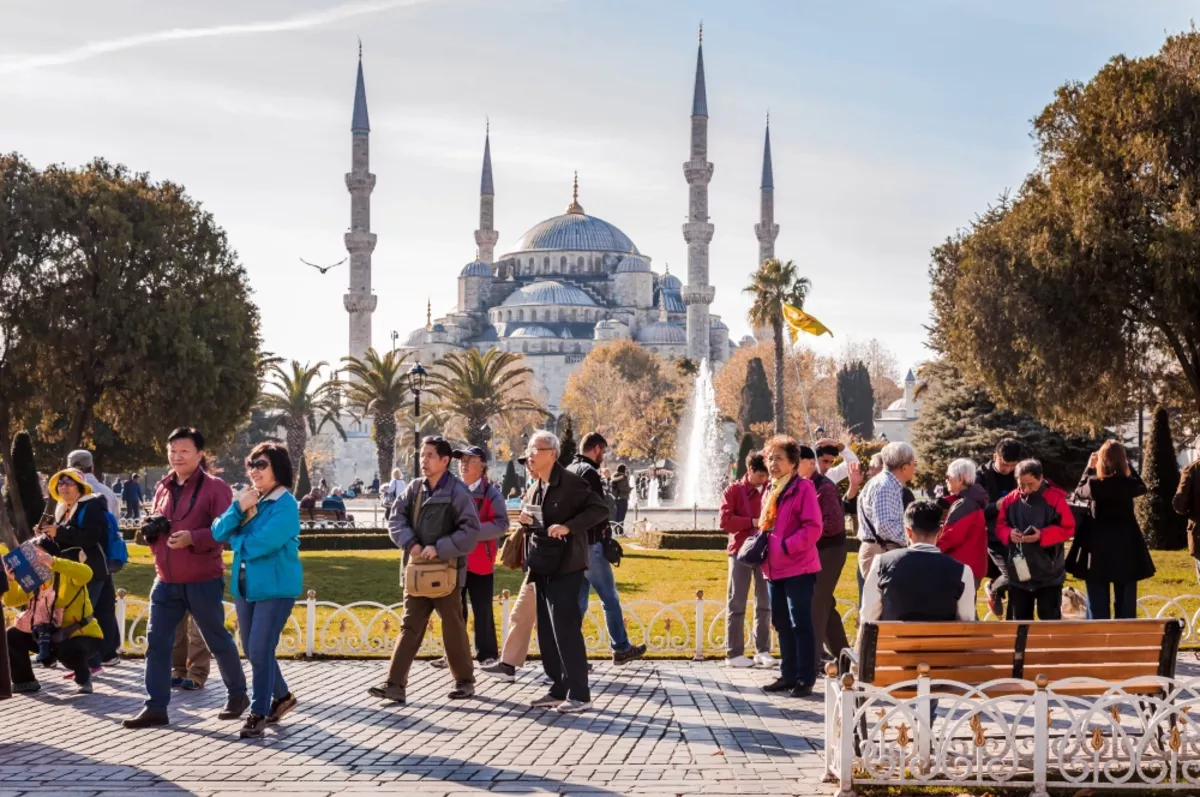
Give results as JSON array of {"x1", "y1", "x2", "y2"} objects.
[
  {"x1": 246, "y1": 459, "x2": 270, "y2": 471},
  {"x1": 525, "y1": 447, "x2": 554, "y2": 456}
]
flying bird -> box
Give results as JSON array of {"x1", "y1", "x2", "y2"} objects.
[{"x1": 300, "y1": 256, "x2": 347, "y2": 275}]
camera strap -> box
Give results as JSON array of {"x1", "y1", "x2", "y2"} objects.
[{"x1": 168, "y1": 470, "x2": 206, "y2": 522}]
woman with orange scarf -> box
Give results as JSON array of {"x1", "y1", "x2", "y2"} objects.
[{"x1": 759, "y1": 436, "x2": 825, "y2": 698}]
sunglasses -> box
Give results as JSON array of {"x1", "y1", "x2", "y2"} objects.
[{"x1": 246, "y1": 459, "x2": 270, "y2": 471}]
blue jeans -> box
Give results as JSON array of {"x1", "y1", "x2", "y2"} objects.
[
  {"x1": 144, "y1": 578, "x2": 246, "y2": 712},
  {"x1": 1085, "y1": 580, "x2": 1135, "y2": 619},
  {"x1": 769, "y1": 573, "x2": 817, "y2": 687},
  {"x1": 579, "y1": 541, "x2": 631, "y2": 652},
  {"x1": 235, "y1": 597, "x2": 294, "y2": 716}
]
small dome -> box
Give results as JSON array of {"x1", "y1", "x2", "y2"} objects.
[
  {"x1": 658, "y1": 289, "x2": 685, "y2": 313},
  {"x1": 507, "y1": 324, "x2": 558, "y2": 339},
  {"x1": 501, "y1": 280, "x2": 597, "y2": 307},
  {"x1": 615, "y1": 256, "x2": 651, "y2": 274},
  {"x1": 636, "y1": 321, "x2": 686, "y2": 345},
  {"x1": 659, "y1": 272, "x2": 682, "y2": 291},
  {"x1": 459, "y1": 260, "x2": 492, "y2": 277},
  {"x1": 887, "y1": 397, "x2": 907, "y2": 411},
  {"x1": 710, "y1": 316, "x2": 728, "y2": 330}
]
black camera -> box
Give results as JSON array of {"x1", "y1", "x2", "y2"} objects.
[
  {"x1": 32, "y1": 622, "x2": 57, "y2": 668},
  {"x1": 140, "y1": 514, "x2": 172, "y2": 544}
]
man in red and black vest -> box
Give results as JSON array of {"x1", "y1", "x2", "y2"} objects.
[{"x1": 455, "y1": 446, "x2": 508, "y2": 664}]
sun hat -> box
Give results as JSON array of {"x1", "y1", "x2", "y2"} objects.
[{"x1": 48, "y1": 468, "x2": 93, "y2": 502}]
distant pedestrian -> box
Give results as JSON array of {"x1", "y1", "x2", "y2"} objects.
[
  {"x1": 610, "y1": 465, "x2": 632, "y2": 533},
  {"x1": 122, "y1": 474, "x2": 144, "y2": 520},
  {"x1": 1175, "y1": 441, "x2": 1200, "y2": 581},
  {"x1": 719, "y1": 452, "x2": 772, "y2": 668}
]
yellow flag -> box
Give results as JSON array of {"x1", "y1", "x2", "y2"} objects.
[{"x1": 782, "y1": 303, "x2": 833, "y2": 341}]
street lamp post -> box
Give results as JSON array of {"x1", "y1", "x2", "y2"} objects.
[
  {"x1": 390, "y1": 330, "x2": 399, "y2": 354},
  {"x1": 407, "y1": 362, "x2": 429, "y2": 481}
]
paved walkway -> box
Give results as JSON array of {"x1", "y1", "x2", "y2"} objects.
[{"x1": 0, "y1": 659, "x2": 829, "y2": 796}]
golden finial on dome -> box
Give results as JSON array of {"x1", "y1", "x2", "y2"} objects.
[
  {"x1": 566, "y1": 171, "x2": 584, "y2": 214},
  {"x1": 425, "y1": 298, "x2": 432, "y2": 330}
]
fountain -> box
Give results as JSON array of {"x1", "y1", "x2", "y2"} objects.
[{"x1": 647, "y1": 476, "x2": 661, "y2": 508}]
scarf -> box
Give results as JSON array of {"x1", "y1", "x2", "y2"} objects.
[{"x1": 759, "y1": 472, "x2": 796, "y2": 532}]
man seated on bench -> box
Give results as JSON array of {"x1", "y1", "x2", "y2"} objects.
[{"x1": 860, "y1": 500, "x2": 976, "y2": 630}]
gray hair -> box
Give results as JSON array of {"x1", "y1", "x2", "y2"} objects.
[
  {"x1": 529, "y1": 430, "x2": 560, "y2": 454},
  {"x1": 947, "y1": 458, "x2": 976, "y2": 485},
  {"x1": 881, "y1": 442, "x2": 917, "y2": 471},
  {"x1": 869, "y1": 453, "x2": 885, "y2": 471}
]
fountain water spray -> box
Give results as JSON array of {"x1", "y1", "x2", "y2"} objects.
[{"x1": 679, "y1": 360, "x2": 724, "y2": 507}]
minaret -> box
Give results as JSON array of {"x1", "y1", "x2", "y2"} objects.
[
  {"x1": 755, "y1": 113, "x2": 779, "y2": 266},
  {"x1": 474, "y1": 121, "x2": 498, "y2": 265},
  {"x1": 682, "y1": 25, "x2": 715, "y2": 365},
  {"x1": 344, "y1": 42, "x2": 377, "y2": 361}
]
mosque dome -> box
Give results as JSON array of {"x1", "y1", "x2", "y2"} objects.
[
  {"x1": 615, "y1": 255, "x2": 651, "y2": 274},
  {"x1": 512, "y1": 213, "x2": 638, "y2": 254},
  {"x1": 710, "y1": 317, "x2": 728, "y2": 330},
  {"x1": 659, "y1": 271, "x2": 682, "y2": 291},
  {"x1": 658, "y1": 289, "x2": 685, "y2": 313},
  {"x1": 501, "y1": 280, "x2": 597, "y2": 307},
  {"x1": 636, "y1": 321, "x2": 686, "y2": 345},
  {"x1": 459, "y1": 260, "x2": 492, "y2": 277},
  {"x1": 507, "y1": 324, "x2": 558, "y2": 339},
  {"x1": 402, "y1": 323, "x2": 447, "y2": 347}
]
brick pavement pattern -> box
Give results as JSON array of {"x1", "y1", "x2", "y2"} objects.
[{"x1": 0, "y1": 660, "x2": 831, "y2": 796}]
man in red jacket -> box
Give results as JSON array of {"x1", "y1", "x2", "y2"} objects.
[
  {"x1": 996, "y1": 459, "x2": 1076, "y2": 620},
  {"x1": 454, "y1": 446, "x2": 507, "y2": 664},
  {"x1": 720, "y1": 452, "x2": 772, "y2": 668},
  {"x1": 123, "y1": 428, "x2": 248, "y2": 729}
]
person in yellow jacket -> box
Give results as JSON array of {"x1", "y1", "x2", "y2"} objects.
[{"x1": 3, "y1": 536, "x2": 102, "y2": 694}]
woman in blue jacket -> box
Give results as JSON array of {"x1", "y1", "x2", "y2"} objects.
[{"x1": 212, "y1": 442, "x2": 303, "y2": 738}]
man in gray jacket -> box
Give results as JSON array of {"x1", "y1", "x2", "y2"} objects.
[{"x1": 370, "y1": 436, "x2": 481, "y2": 704}]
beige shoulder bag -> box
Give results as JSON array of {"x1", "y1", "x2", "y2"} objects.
[{"x1": 402, "y1": 486, "x2": 457, "y2": 599}]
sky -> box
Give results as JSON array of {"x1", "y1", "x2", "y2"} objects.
[{"x1": 2, "y1": 0, "x2": 1195, "y2": 379}]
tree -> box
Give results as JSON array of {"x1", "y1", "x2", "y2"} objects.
[
  {"x1": 1137, "y1": 406, "x2": 1186, "y2": 550},
  {"x1": 744, "y1": 258, "x2": 811, "y2": 433},
  {"x1": 340, "y1": 348, "x2": 410, "y2": 486},
  {"x1": 258, "y1": 360, "x2": 346, "y2": 469},
  {"x1": 910, "y1": 360, "x2": 1101, "y2": 490},
  {"x1": 837, "y1": 361, "x2": 876, "y2": 439},
  {"x1": 3, "y1": 431, "x2": 44, "y2": 541},
  {"x1": 296, "y1": 455, "x2": 312, "y2": 499},
  {"x1": 557, "y1": 416, "x2": 577, "y2": 467},
  {"x1": 428, "y1": 349, "x2": 546, "y2": 452},
  {"x1": 738, "y1": 357, "x2": 774, "y2": 434},
  {"x1": 840, "y1": 338, "x2": 902, "y2": 415},
  {"x1": 734, "y1": 433, "x2": 757, "y2": 479},
  {"x1": 502, "y1": 459, "x2": 521, "y2": 498},
  {"x1": 209, "y1": 409, "x2": 281, "y2": 480},
  {"x1": 930, "y1": 31, "x2": 1200, "y2": 430}
]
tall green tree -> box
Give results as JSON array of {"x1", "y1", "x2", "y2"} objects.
[
  {"x1": 428, "y1": 349, "x2": 545, "y2": 450},
  {"x1": 738, "y1": 357, "x2": 774, "y2": 434},
  {"x1": 502, "y1": 459, "x2": 521, "y2": 498},
  {"x1": 557, "y1": 416, "x2": 577, "y2": 467},
  {"x1": 258, "y1": 361, "x2": 346, "y2": 469},
  {"x1": 836, "y1": 361, "x2": 876, "y2": 439},
  {"x1": 1137, "y1": 406, "x2": 1186, "y2": 550},
  {"x1": 930, "y1": 31, "x2": 1200, "y2": 429},
  {"x1": 734, "y1": 433, "x2": 757, "y2": 480},
  {"x1": 744, "y1": 258, "x2": 811, "y2": 433},
  {"x1": 340, "y1": 348, "x2": 410, "y2": 485},
  {"x1": 3, "y1": 431, "x2": 45, "y2": 542},
  {"x1": 296, "y1": 455, "x2": 312, "y2": 499}
]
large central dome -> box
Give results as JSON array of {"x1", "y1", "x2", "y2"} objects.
[{"x1": 512, "y1": 212, "x2": 638, "y2": 254}]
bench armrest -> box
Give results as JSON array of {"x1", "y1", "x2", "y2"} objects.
[{"x1": 838, "y1": 647, "x2": 859, "y2": 678}]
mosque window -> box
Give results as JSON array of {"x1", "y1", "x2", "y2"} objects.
[
  {"x1": 543, "y1": 257, "x2": 549, "y2": 271},
  {"x1": 570, "y1": 308, "x2": 577, "y2": 321},
  {"x1": 560, "y1": 256, "x2": 567, "y2": 269},
  {"x1": 577, "y1": 257, "x2": 584, "y2": 270},
  {"x1": 518, "y1": 310, "x2": 524, "y2": 321},
  {"x1": 558, "y1": 309, "x2": 565, "y2": 322}
]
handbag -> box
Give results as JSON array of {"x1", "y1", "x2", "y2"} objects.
[
  {"x1": 602, "y1": 535, "x2": 623, "y2": 567},
  {"x1": 500, "y1": 526, "x2": 526, "y2": 570},
  {"x1": 404, "y1": 558, "x2": 457, "y2": 598},
  {"x1": 1064, "y1": 500, "x2": 1092, "y2": 580},
  {"x1": 736, "y1": 529, "x2": 771, "y2": 567},
  {"x1": 525, "y1": 530, "x2": 566, "y2": 576}
]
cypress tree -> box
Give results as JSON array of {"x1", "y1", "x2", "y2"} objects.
[
  {"x1": 739, "y1": 357, "x2": 774, "y2": 434},
  {"x1": 1137, "y1": 406, "x2": 1186, "y2": 550},
  {"x1": 3, "y1": 431, "x2": 45, "y2": 542},
  {"x1": 836, "y1": 361, "x2": 875, "y2": 439},
  {"x1": 734, "y1": 433, "x2": 757, "y2": 479},
  {"x1": 502, "y1": 459, "x2": 521, "y2": 497},
  {"x1": 557, "y1": 416, "x2": 577, "y2": 467},
  {"x1": 296, "y1": 455, "x2": 312, "y2": 499}
]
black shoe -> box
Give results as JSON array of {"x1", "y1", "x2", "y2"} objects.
[
  {"x1": 239, "y1": 713, "x2": 267, "y2": 739},
  {"x1": 763, "y1": 678, "x2": 797, "y2": 693},
  {"x1": 122, "y1": 709, "x2": 169, "y2": 729},
  {"x1": 612, "y1": 644, "x2": 647, "y2": 665},
  {"x1": 447, "y1": 682, "x2": 475, "y2": 700},
  {"x1": 218, "y1": 692, "x2": 251, "y2": 720},
  {"x1": 790, "y1": 683, "x2": 815, "y2": 698},
  {"x1": 480, "y1": 661, "x2": 516, "y2": 682},
  {"x1": 267, "y1": 692, "x2": 298, "y2": 723}
]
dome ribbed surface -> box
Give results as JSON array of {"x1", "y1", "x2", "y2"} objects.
[
  {"x1": 500, "y1": 280, "x2": 597, "y2": 307},
  {"x1": 512, "y1": 213, "x2": 637, "y2": 253}
]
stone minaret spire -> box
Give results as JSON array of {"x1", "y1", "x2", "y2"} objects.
[
  {"x1": 474, "y1": 120, "x2": 498, "y2": 265},
  {"x1": 682, "y1": 24, "x2": 715, "y2": 365},
  {"x1": 755, "y1": 113, "x2": 779, "y2": 266},
  {"x1": 344, "y1": 42, "x2": 377, "y2": 361}
]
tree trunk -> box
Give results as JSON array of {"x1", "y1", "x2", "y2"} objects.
[
  {"x1": 0, "y1": 409, "x2": 29, "y2": 543},
  {"x1": 66, "y1": 395, "x2": 95, "y2": 451},
  {"x1": 772, "y1": 317, "x2": 786, "y2": 434},
  {"x1": 374, "y1": 412, "x2": 396, "y2": 483},
  {"x1": 286, "y1": 422, "x2": 307, "y2": 477}
]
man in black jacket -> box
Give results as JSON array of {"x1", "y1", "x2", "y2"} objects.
[
  {"x1": 520, "y1": 430, "x2": 610, "y2": 714},
  {"x1": 976, "y1": 438, "x2": 1022, "y2": 618},
  {"x1": 569, "y1": 432, "x2": 647, "y2": 665}
]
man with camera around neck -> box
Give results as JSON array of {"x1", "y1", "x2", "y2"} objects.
[{"x1": 123, "y1": 427, "x2": 248, "y2": 729}]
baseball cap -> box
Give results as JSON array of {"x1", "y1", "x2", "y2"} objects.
[
  {"x1": 67, "y1": 449, "x2": 94, "y2": 470},
  {"x1": 453, "y1": 445, "x2": 488, "y2": 462}
]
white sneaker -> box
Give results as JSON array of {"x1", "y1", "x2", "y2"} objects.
[
  {"x1": 724, "y1": 655, "x2": 755, "y2": 668},
  {"x1": 555, "y1": 699, "x2": 591, "y2": 714},
  {"x1": 753, "y1": 652, "x2": 777, "y2": 668}
]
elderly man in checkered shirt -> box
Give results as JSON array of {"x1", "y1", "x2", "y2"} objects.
[{"x1": 856, "y1": 442, "x2": 919, "y2": 596}]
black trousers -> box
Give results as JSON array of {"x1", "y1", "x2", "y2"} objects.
[
  {"x1": 87, "y1": 576, "x2": 120, "y2": 665},
  {"x1": 533, "y1": 570, "x2": 589, "y2": 702},
  {"x1": 1009, "y1": 585, "x2": 1063, "y2": 621},
  {"x1": 7, "y1": 627, "x2": 98, "y2": 685},
  {"x1": 0, "y1": 611, "x2": 10, "y2": 699},
  {"x1": 461, "y1": 571, "x2": 498, "y2": 662}
]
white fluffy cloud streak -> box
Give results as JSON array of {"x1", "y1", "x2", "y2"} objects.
[{"x1": 0, "y1": 0, "x2": 432, "y2": 76}]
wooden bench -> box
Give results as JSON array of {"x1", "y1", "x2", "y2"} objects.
[
  {"x1": 841, "y1": 618, "x2": 1183, "y2": 697},
  {"x1": 301, "y1": 508, "x2": 350, "y2": 523}
]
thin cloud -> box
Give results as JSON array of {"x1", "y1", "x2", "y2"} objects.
[{"x1": 0, "y1": 0, "x2": 433, "y2": 76}]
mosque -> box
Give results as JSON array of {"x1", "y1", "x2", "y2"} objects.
[{"x1": 339, "y1": 31, "x2": 783, "y2": 412}]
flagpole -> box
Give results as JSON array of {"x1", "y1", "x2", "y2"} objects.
[{"x1": 790, "y1": 342, "x2": 813, "y2": 446}]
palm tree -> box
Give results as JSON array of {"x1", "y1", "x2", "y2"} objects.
[
  {"x1": 258, "y1": 360, "x2": 346, "y2": 468},
  {"x1": 744, "y1": 258, "x2": 811, "y2": 433},
  {"x1": 339, "y1": 348, "x2": 410, "y2": 483},
  {"x1": 428, "y1": 349, "x2": 547, "y2": 451}
]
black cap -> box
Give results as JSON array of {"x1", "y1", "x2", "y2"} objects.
[{"x1": 452, "y1": 445, "x2": 488, "y2": 462}]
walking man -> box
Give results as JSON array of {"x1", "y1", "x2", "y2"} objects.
[
  {"x1": 122, "y1": 474, "x2": 144, "y2": 520},
  {"x1": 811, "y1": 444, "x2": 863, "y2": 665},
  {"x1": 610, "y1": 465, "x2": 632, "y2": 534},
  {"x1": 718, "y1": 451, "x2": 772, "y2": 668},
  {"x1": 455, "y1": 445, "x2": 507, "y2": 665},
  {"x1": 123, "y1": 427, "x2": 248, "y2": 728},
  {"x1": 369, "y1": 436, "x2": 481, "y2": 704},
  {"x1": 569, "y1": 432, "x2": 646, "y2": 665}
]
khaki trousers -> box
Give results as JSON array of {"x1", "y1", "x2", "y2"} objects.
[
  {"x1": 172, "y1": 613, "x2": 211, "y2": 684},
  {"x1": 500, "y1": 576, "x2": 537, "y2": 667},
  {"x1": 386, "y1": 589, "x2": 474, "y2": 688}
]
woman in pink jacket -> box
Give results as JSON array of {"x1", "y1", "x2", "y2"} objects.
[{"x1": 760, "y1": 436, "x2": 825, "y2": 698}]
